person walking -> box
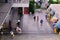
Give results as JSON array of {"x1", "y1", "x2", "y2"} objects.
[
  {"x1": 10, "y1": 31, "x2": 14, "y2": 39},
  {"x1": 17, "y1": 20, "x2": 20, "y2": 27},
  {"x1": 45, "y1": 14, "x2": 47, "y2": 20},
  {"x1": 9, "y1": 20, "x2": 12, "y2": 32},
  {"x1": 33, "y1": 16, "x2": 36, "y2": 21},
  {"x1": 37, "y1": 16, "x2": 39, "y2": 22},
  {"x1": 8, "y1": 20, "x2": 14, "y2": 39},
  {"x1": 40, "y1": 19, "x2": 43, "y2": 26}
]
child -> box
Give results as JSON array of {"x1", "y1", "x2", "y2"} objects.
[
  {"x1": 37, "y1": 16, "x2": 39, "y2": 22},
  {"x1": 40, "y1": 19, "x2": 43, "y2": 26},
  {"x1": 33, "y1": 16, "x2": 36, "y2": 21}
]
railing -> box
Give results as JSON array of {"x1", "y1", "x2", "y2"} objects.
[
  {"x1": 0, "y1": 0, "x2": 29, "y2": 4},
  {"x1": 11, "y1": 0, "x2": 29, "y2": 3}
]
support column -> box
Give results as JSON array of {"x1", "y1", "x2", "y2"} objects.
[
  {"x1": 23, "y1": 7, "x2": 24, "y2": 14},
  {"x1": 16, "y1": 0, "x2": 18, "y2": 3}
]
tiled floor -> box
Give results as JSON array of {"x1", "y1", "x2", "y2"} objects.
[{"x1": 1, "y1": 34, "x2": 60, "y2": 40}]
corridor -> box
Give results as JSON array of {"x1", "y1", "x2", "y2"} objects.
[
  {"x1": 1, "y1": 9, "x2": 60, "y2": 40},
  {"x1": 22, "y1": 9, "x2": 53, "y2": 34}
]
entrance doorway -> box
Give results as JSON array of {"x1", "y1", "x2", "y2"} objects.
[
  {"x1": 18, "y1": 7, "x2": 23, "y2": 19},
  {"x1": 24, "y1": 7, "x2": 29, "y2": 14},
  {"x1": 5, "y1": 0, "x2": 8, "y2": 3}
]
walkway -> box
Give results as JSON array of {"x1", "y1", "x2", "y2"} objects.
[
  {"x1": 11, "y1": 8, "x2": 19, "y2": 28},
  {"x1": 22, "y1": 10, "x2": 53, "y2": 34},
  {"x1": 1, "y1": 34, "x2": 60, "y2": 40},
  {"x1": 1, "y1": 9, "x2": 60, "y2": 40}
]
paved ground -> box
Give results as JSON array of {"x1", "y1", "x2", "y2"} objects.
[
  {"x1": 11, "y1": 8, "x2": 19, "y2": 28},
  {"x1": 11, "y1": 8, "x2": 23, "y2": 28},
  {"x1": 1, "y1": 9, "x2": 60, "y2": 40},
  {"x1": 22, "y1": 10, "x2": 53, "y2": 34},
  {"x1": 9, "y1": 34, "x2": 60, "y2": 40},
  {"x1": 10, "y1": 8, "x2": 53, "y2": 34},
  {"x1": 0, "y1": 1, "x2": 60, "y2": 40},
  {"x1": 0, "y1": 3, "x2": 12, "y2": 12},
  {"x1": 1, "y1": 34, "x2": 60, "y2": 40}
]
